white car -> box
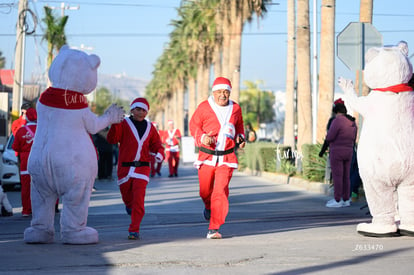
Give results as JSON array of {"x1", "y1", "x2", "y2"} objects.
[{"x1": 0, "y1": 135, "x2": 20, "y2": 190}]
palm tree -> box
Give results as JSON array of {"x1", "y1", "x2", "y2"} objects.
[
  {"x1": 219, "y1": 0, "x2": 270, "y2": 102},
  {"x1": 296, "y1": 0, "x2": 312, "y2": 153},
  {"x1": 170, "y1": 4, "x2": 198, "y2": 122},
  {"x1": 316, "y1": 0, "x2": 335, "y2": 143},
  {"x1": 283, "y1": 0, "x2": 296, "y2": 148},
  {"x1": 358, "y1": 0, "x2": 373, "y2": 97},
  {"x1": 42, "y1": 6, "x2": 68, "y2": 69},
  {"x1": 0, "y1": 51, "x2": 5, "y2": 69},
  {"x1": 148, "y1": 0, "x2": 271, "y2": 126}
]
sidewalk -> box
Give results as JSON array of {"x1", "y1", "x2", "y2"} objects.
[{"x1": 0, "y1": 164, "x2": 413, "y2": 274}]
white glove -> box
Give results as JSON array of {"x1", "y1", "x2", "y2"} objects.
[
  {"x1": 155, "y1": 152, "x2": 163, "y2": 163},
  {"x1": 337, "y1": 77, "x2": 355, "y2": 93},
  {"x1": 104, "y1": 104, "x2": 125, "y2": 124}
]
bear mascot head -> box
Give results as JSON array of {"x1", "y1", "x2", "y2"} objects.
[
  {"x1": 339, "y1": 41, "x2": 414, "y2": 237},
  {"x1": 24, "y1": 45, "x2": 124, "y2": 244}
]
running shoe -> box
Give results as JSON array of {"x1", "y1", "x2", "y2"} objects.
[
  {"x1": 128, "y1": 232, "x2": 140, "y2": 240},
  {"x1": 206, "y1": 229, "x2": 222, "y2": 239},
  {"x1": 203, "y1": 208, "x2": 211, "y2": 221}
]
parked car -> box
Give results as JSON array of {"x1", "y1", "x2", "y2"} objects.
[{"x1": 0, "y1": 135, "x2": 20, "y2": 190}]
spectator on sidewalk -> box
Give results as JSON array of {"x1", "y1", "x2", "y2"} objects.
[
  {"x1": 245, "y1": 122, "x2": 257, "y2": 143},
  {"x1": 320, "y1": 98, "x2": 357, "y2": 208},
  {"x1": 93, "y1": 127, "x2": 114, "y2": 180}
]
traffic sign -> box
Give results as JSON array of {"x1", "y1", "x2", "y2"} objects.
[{"x1": 337, "y1": 22, "x2": 383, "y2": 71}]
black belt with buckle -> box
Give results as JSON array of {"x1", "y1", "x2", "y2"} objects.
[
  {"x1": 122, "y1": 161, "x2": 150, "y2": 167},
  {"x1": 199, "y1": 147, "x2": 235, "y2": 156}
]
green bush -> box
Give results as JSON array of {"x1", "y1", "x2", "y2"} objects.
[
  {"x1": 259, "y1": 145, "x2": 277, "y2": 172},
  {"x1": 238, "y1": 142, "x2": 297, "y2": 176},
  {"x1": 301, "y1": 143, "x2": 326, "y2": 182},
  {"x1": 275, "y1": 145, "x2": 296, "y2": 176},
  {"x1": 239, "y1": 142, "x2": 328, "y2": 182}
]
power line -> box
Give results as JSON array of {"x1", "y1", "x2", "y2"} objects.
[
  {"x1": 35, "y1": 0, "x2": 176, "y2": 9},
  {"x1": 4, "y1": 29, "x2": 414, "y2": 38}
]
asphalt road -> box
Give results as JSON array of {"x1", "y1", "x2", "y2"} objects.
[{"x1": 1, "y1": 163, "x2": 413, "y2": 275}]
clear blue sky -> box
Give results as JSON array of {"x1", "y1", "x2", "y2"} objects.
[{"x1": 1, "y1": 0, "x2": 414, "y2": 92}]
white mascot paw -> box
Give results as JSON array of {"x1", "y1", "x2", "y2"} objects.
[
  {"x1": 105, "y1": 104, "x2": 125, "y2": 124},
  {"x1": 337, "y1": 77, "x2": 355, "y2": 93},
  {"x1": 155, "y1": 152, "x2": 163, "y2": 163}
]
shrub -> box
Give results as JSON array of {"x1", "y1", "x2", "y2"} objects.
[
  {"x1": 301, "y1": 143, "x2": 326, "y2": 182},
  {"x1": 239, "y1": 142, "x2": 297, "y2": 176}
]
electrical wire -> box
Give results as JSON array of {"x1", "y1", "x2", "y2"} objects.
[
  {"x1": 0, "y1": 2, "x2": 16, "y2": 14},
  {"x1": 35, "y1": 0, "x2": 175, "y2": 9},
  {"x1": 18, "y1": 8, "x2": 37, "y2": 35}
]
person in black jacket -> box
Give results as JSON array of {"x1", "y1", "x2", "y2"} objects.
[{"x1": 93, "y1": 127, "x2": 114, "y2": 180}]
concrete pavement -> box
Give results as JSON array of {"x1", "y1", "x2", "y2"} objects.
[{"x1": 1, "y1": 164, "x2": 413, "y2": 275}]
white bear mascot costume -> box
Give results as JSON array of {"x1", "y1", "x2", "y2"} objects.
[
  {"x1": 339, "y1": 41, "x2": 414, "y2": 237},
  {"x1": 24, "y1": 46, "x2": 124, "y2": 244}
]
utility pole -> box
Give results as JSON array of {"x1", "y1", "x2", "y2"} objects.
[
  {"x1": 311, "y1": 0, "x2": 318, "y2": 144},
  {"x1": 46, "y1": 2, "x2": 79, "y2": 17},
  {"x1": 12, "y1": 0, "x2": 28, "y2": 121}
]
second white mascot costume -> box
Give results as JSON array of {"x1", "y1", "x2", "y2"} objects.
[{"x1": 339, "y1": 41, "x2": 414, "y2": 237}]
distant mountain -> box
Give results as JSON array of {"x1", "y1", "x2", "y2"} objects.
[{"x1": 97, "y1": 73, "x2": 149, "y2": 102}]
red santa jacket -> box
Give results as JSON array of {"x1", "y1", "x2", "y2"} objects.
[
  {"x1": 12, "y1": 122, "x2": 37, "y2": 175},
  {"x1": 189, "y1": 97, "x2": 244, "y2": 168},
  {"x1": 11, "y1": 116, "x2": 27, "y2": 136},
  {"x1": 164, "y1": 128, "x2": 181, "y2": 152},
  {"x1": 107, "y1": 117, "x2": 165, "y2": 185}
]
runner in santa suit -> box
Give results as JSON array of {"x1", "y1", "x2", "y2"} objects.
[
  {"x1": 164, "y1": 120, "x2": 181, "y2": 177},
  {"x1": 12, "y1": 108, "x2": 37, "y2": 216},
  {"x1": 107, "y1": 98, "x2": 164, "y2": 240},
  {"x1": 189, "y1": 77, "x2": 246, "y2": 239},
  {"x1": 150, "y1": 122, "x2": 164, "y2": 177},
  {"x1": 11, "y1": 103, "x2": 31, "y2": 136}
]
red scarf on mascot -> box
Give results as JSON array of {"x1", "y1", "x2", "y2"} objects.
[
  {"x1": 373, "y1": 83, "x2": 413, "y2": 93},
  {"x1": 38, "y1": 87, "x2": 98, "y2": 159},
  {"x1": 39, "y1": 87, "x2": 89, "y2": 109}
]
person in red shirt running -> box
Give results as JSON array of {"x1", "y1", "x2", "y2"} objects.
[
  {"x1": 189, "y1": 77, "x2": 246, "y2": 239},
  {"x1": 12, "y1": 107, "x2": 37, "y2": 216},
  {"x1": 164, "y1": 120, "x2": 181, "y2": 177},
  {"x1": 11, "y1": 102, "x2": 31, "y2": 136},
  {"x1": 107, "y1": 97, "x2": 165, "y2": 240}
]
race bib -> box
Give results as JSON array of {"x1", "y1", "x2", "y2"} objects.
[{"x1": 223, "y1": 123, "x2": 235, "y2": 139}]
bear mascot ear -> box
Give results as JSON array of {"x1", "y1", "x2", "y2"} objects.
[
  {"x1": 48, "y1": 45, "x2": 101, "y2": 94},
  {"x1": 397, "y1": 41, "x2": 409, "y2": 57},
  {"x1": 87, "y1": 54, "x2": 100, "y2": 70}
]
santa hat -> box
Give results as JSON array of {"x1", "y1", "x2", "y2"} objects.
[
  {"x1": 167, "y1": 120, "x2": 174, "y2": 125},
  {"x1": 212, "y1": 77, "x2": 232, "y2": 92},
  {"x1": 333, "y1": 98, "x2": 345, "y2": 106},
  {"x1": 26, "y1": 108, "x2": 37, "y2": 122},
  {"x1": 130, "y1": 97, "x2": 149, "y2": 112}
]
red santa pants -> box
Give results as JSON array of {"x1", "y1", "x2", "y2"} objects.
[
  {"x1": 198, "y1": 164, "x2": 234, "y2": 230},
  {"x1": 119, "y1": 178, "x2": 148, "y2": 233},
  {"x1": 166, "y1": 151, "x2": 180, "y2": 175},
  {"x1": 20, "y1": 174, "x2": 32, "y2": 215}
]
